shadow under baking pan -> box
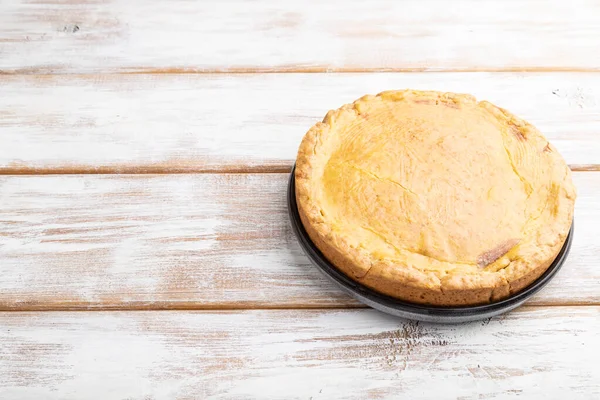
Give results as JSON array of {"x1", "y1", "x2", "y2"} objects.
[{"x1": 288, "y1": 165, "x2": 574, "y2": 324}]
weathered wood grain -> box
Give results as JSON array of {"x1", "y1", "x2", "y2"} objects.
[
  {"x1": 1, "y1": 72, "x2": 600, "y2": 173},
  {"x1": 1, "y1": 0, "x2": 600, "y2": 73},
  {"x1": 1, "y1": 2, "x2": 597, "y2": 397},
  {"x1": 0, "y1": 308, "x2": 598, "y2": 399},
  {"x1": 0, "y1": 172, "x2": 596, "y2": 310}
]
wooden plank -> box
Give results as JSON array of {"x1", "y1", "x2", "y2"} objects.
[
  {"x1": 0, "y1": 308, "x2": 599, "y2": 399},
  {"x1": 1, "y1": 73, "x2": 600, "y2": 172},
  {"x1": 1, "y1": 0, "x2": 600, "y2": 73},
  {"x1": 0, "y1": 172, "x2": 597, "y2": 310}
]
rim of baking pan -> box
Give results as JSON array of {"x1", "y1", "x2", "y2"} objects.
[{"x1": 287, "y1": 165, "x2": 574, "y2": 321}]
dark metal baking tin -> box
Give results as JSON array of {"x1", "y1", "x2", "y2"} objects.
[{"x1": 288, "y1": 166, "x2": 574, "y2": 324}]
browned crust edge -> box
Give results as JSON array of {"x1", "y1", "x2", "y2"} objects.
[{"x1": 295, "y1": 90, "x2": 576, "y2": 307}]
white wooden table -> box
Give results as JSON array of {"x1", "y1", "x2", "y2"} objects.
[{"x1": 1, "y1": 1, "x2": 599, "y2": 398}]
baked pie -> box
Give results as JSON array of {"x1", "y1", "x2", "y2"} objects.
[{"x1": 295, "y1": 90, "x2": 575, "y2": 306}]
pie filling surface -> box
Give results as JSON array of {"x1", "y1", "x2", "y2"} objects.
[{"x1": 295, "y1": 90, "x2": 576, "y2": 306}]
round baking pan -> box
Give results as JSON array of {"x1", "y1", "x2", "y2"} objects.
[{"x1": 288, "y1": 165, "x2": 574, "y2": 324}]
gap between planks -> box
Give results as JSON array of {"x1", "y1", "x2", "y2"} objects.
[
  {"x1": 3, "y1": 67, "x2": 600, "y2": 75},
  {"x1": 0, "y1": 164, "x2": 294, "y2": 175},
  {"x1": 0, "y1": 164, "x2": 598, "y2": 175},
  {"x1": 0, "y1": 303, "x2": 596, "y2": 313}
]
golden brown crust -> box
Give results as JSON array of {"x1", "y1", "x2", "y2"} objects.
[{"x1": 295, "y1": 90, "x2": 575, "y2": 307}]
